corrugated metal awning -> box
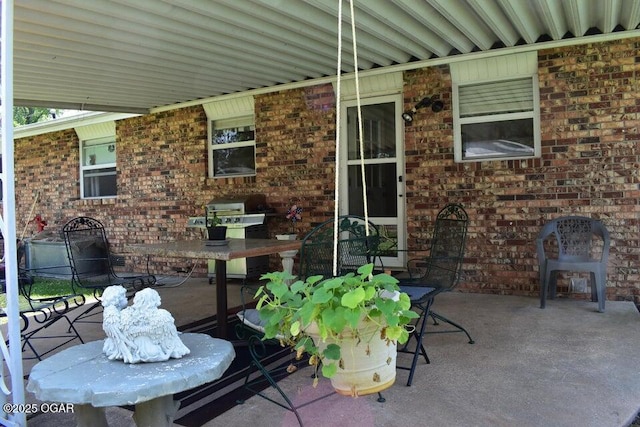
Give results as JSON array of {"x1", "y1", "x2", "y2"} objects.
[{"x1": 3, "y1": 0, "x2": 640, "y2": 113}]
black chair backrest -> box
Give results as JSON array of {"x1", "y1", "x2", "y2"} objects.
[
  {"x1": 420, "y1": 204, "x2": 469, "y2": 291},
  {"x1": 298, "y1": 215, "x2": 381, "y2": 279},
  {"x1": 63, "y1": 217, "x2": 112, "y2": 284}
]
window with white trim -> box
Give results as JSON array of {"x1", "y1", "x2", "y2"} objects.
[
  {"x1": 452, "y1": 53, "x2": 540, "y2": 162},
  {"x1": 80, "y1": 137, "x2": 116, "y2": 198},
  {"x1": 209, "y1": 116, "x2": 256, "y2": 178}
]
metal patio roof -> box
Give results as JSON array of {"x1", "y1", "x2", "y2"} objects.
[{"x1": 4, "y1": 0, "x2": 640, "y2": 114}]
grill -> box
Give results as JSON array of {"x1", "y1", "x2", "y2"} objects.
[{"x1": 187, "y1": 195, "x2": 269, "y2": 280}]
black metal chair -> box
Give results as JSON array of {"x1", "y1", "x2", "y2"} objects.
[
  {"x1": 235, "y1": 291, "x2": 329, "y2": 427},
  {"x1": 235, "y1": 215, "x2": 384, "y2": 426},
  {"x1": 0, "y1": 240, "x2": 85, "y2": 361},
  {"x1": 62, "y1": 216, "x2": 156, "y2": 326},
  {"x1": 298, "y1": 215, "x2": 383, "y2": 278},
  {"x1": 396, "y1": 203, "x2": 473, "y2": 386},
  {"x1": 537, "y1": 216, "x2": 610, "y2": 312}
]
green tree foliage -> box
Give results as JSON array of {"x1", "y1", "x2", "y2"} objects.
[{"x1": 13, "y1": 107, "x2": 59, "y2": 126}]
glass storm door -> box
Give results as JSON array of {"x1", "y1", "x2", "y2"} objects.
[{"x1": 339, "y1": 94, "x2": 405, "y2": 268}]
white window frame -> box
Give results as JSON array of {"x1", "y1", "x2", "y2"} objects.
[
  {"x1": 208, "y1": 116, "x2": 256, "y2": 178},
  {"x1": 80, "y1": 136, "x2": 117, "y2": 199},
  {"x1": 451, "y1": 52, "x2": 540, "y2": 163}
]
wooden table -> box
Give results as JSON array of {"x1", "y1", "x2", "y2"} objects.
[
  {"x1": 129, "y1": 238, "x2": 302, "y2": 339},
  {"x1": 26, "y1": 333, "x2": 235, "y2": 427}
]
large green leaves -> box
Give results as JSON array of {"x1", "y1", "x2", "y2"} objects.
[
  {"x1": 255, "y1": 263, "x2": 419, "y2": 379},
  {"x1": 341, "y1": 286, "x2": 365, "y2": 309}
]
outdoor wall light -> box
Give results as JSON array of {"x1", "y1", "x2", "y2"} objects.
[{"x1": 401, "y1": 95, "x2": 444, "y2": 123}]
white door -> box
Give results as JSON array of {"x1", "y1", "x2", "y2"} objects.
[{"x1": 339, "y1": 94, "x2": 406, "y2": 269}]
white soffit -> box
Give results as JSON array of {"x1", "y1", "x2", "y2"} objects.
[
  {"x1": 74, "y1": 121, "x2": 116, "y2": 141},
  {"x1": 202, "y1": 96, "x2": 255, "y2": 120},
  {"x1": 450, "y1": 51, "x2": 538, "y2": 83},
  {"x1": 336, "y1": 72, "x2": 403, "y2": 99}
]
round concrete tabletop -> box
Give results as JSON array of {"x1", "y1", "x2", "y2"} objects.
[{"x1": 27, "y1": 333, "x2": 235, "y2": 407}]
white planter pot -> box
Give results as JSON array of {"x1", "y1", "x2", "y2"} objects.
[{"x1": 307, "y1": 319, "x2": 397, "y2": 396}]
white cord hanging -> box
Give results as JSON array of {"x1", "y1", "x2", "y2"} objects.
[
  {"x1": 332, "y1": 0, "x2": 343, "y2": 276},
  {"x1": 333, "y1": 0, "x2": 370, "y2": 276},
  {"x1": 349, "y1": 0, "x2": 371, "y2": 234}
]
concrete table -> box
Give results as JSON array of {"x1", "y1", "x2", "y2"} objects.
[
  {"x1": 129, "y1": 238, "x2": 302, "y2": 339},
  {"x1": 27, "y1": 333, "x2": 235, "y2": 427}
]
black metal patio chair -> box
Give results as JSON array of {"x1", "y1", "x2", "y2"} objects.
[
  {"x1": 63, "y1": 216, "x2": 156, "y2": 326},
  {"x1": 0, "y1": 240, "x2": 85, "y2": 361},
  {"x1": 235, "y1": 291, "x2": 330, "y2": 427},
  {"x1": 235, "y1": 215, "x2": 385, "y2": 426},
  {"x1": 298, "y1": 215, "x2": 383, "y2": 277},
  {"x1": 396, "y1": 203, "x2": 473, "y2": 386}
]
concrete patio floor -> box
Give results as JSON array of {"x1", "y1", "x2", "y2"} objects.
[{"x1": 18, "y1": 276, "x2": 640, "y2": 427}]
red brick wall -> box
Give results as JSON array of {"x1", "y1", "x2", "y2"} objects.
[
  {"x1": 402, "y1": 37, "x2": 640, "y2": 302},
  {"x1": 537, "y1": 38, "x2": 640, "y2": 302},
  {"x1": 10, "y1": 37, "x2": 640, "y2": 302},
  {"x1": 256, "y1": 84, "x2": 338, "y2": 230},
  {"x1": 12, "y1": 88, "x2": 340, "y2": 273}
]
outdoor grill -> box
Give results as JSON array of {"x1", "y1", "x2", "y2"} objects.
[{"x1": 187, "y1": 194, "x2": 269, "y2": 280}]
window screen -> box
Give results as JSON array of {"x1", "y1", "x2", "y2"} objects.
[{"x1": 455, "y1": 77, "x2": 539, "y2": 162}]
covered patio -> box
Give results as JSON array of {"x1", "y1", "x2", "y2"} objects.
[
  {"x1": 22, "y1": 277, "x2": 640, "y2": 427},
  {"x1": 2, "y1": 1, "x2": 640, "y2": 427}
]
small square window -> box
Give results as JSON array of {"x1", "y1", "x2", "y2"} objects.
[
  {"x1": 209, "y1": 119, "x2": 256, "y2": 178},
  {"x1": 454, "y1": 76, "x2": 540, "y2": 162}
]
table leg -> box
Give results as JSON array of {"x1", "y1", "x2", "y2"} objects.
[
  {"x1": 132, "y1": 395, "x2": 180, "y2": 427},
  {"x1": 215, "y1": 259, "x2": 228, "y2": 339},
  {"x1": 75, "y1": 404, "x2": 108, "y2": 427}
]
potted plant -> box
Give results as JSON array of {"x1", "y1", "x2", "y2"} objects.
[
  {"x1": 206, "y1": 212, "x2": 227, "y2": 241},
  {"x1": 275, "y1": 204, "x2": 302, "y2": 240},
  {"x1": 255, "y1": 263, "x2": 418, "y2": 396}
]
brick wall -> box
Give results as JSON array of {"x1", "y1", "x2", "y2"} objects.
[
  {"x1": 9, "y1": 37, "x2": 640, "y2": 302},
  {"x1": 256, "y1": 84, "x2": 338, "y2": 230},
  {"x1": 12, "y1": 87, "x2": 340, "y2": 273},
  {"x1": 402, "y1": 37, "x2": 640, "y2": 301},
  {"x1": 537, "y1": 38, "x2": 640, "y2": 301}
]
